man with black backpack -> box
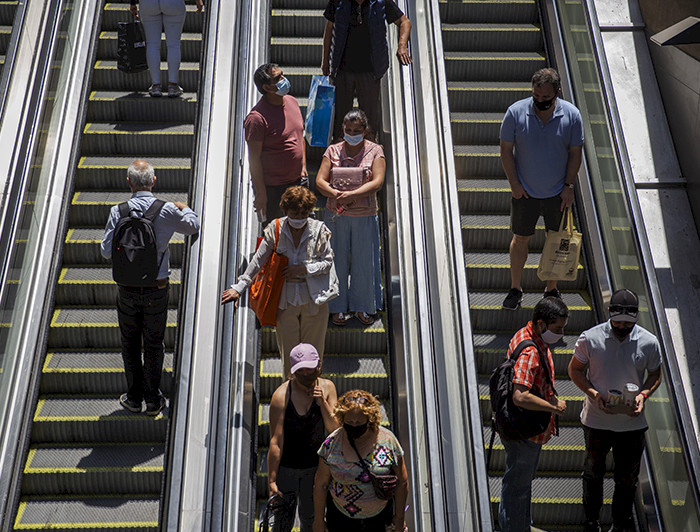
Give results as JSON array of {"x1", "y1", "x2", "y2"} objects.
[
  {"x1": 101, "y1": 160, "x2": 200, "y2": 416},
  {"x1": 496, "y1": 297, "x2": 568, "y2": 532}
]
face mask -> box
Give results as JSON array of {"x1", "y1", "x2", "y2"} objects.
[
  {"x1": 287, "y1": 217, "x2": 307, "y2": 229},
  {"x1": 274, "y1": 77, "x2": 291, "y2": 96},
  {"x1": 295, "y1": 371, "x2": 318, "y2": 388},
  {"x1": 344, "y1": 422, "x2": 369, "y2": 439},
  {"x1": 541, "y1": 329, "x2": 563, "y2": 345},
  {"x1": 612, "y1": 324, "x2": 633, "y2": 340},
  {"x1": 533, "y1": 96, "x2": 556, "y2": 111},
  {"x1": 344, "y1": 133, "x2": 364, "y2": 146}
]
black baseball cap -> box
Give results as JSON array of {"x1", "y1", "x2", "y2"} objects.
[{"x1": 609, "y1": 288, "x2": 639, "y2": 323}]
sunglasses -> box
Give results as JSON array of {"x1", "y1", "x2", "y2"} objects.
[
  {"x1": 342, "y1": 395, "x2": 368, "y2": 405},
  {"x1": 351, "y1": 6, "x2": 362, "y2": 26},
  {"x1": 609, "y1": 305, "x2": 638, "y2": 317}
]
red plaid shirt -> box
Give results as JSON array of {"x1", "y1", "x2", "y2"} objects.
[{"x1": 508, "y1": 321, "x2": 556, "y2": 444}]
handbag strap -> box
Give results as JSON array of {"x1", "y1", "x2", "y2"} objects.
[
  {"x1": 347, "y1": 433, "x2": 374, "y2": 478},
  {"x1": 557, "y1": 206, "x2": 569, "y2": 233},
  {"x1": 274, "y1": 218, "x2": 281, "y2": 251}
]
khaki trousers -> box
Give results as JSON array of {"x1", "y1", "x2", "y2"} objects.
[{"x1": 275, "y1": 302, "x2": 329, "y2": 377}]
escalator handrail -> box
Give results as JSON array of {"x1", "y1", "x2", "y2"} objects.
[
  {"x1": 577, "y1": 0, "x2": 700, "y2": 508},
  {"x1": 0, "y1": 0, "x2": 30, "y2": 123}
]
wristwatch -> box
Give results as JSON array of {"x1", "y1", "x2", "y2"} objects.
[{"x1": 565, "y1": 183, "x2": 575, "y2": 189}]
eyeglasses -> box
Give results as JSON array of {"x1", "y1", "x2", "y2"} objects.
[
  {"x1": 342, "y1": 395, "x2": 368, "y2": 405},
  {"x1": 609, "y1": 305, "x2": 638, "y2": 317}
]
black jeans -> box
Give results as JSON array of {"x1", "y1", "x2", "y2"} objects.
[
  {"x1": 325, "y1": 494, "x2": 392, "y2": 531},
  {"x1": 117, "y1": 284, "x2": 169, "y2": 403},
  {"x1": 332, "y1": 70, "x2": 382, "y2": 142},
  {"x1": 582, "y1": 425, "x2": 646, "y2": 527}
]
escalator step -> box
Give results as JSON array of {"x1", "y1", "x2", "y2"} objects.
[
  {"x1": 76, "y1": 156, "x2": 191, "y2": 191},
  {"x1": 87, "y1": 91, "x2": 197, "y2": 123},
  {"x1": 0, "y1": 2, "x2": 18, "y2": 25},
  {"x1": 269, "y1": 36, "x2": 322, "y2": 66},
  {"x1": 48, "y1": 308, "x2": 177, "y2": 349},
  {"x1": 14, "y1": 496, "x2": 159, "y2": 532},
  {"x1": 31, "y1": 396, "x2": 168, "y2": 443},
  {"x1": 444, "y1": 51, "x2": 546, "y2": 81},
  {"x1": 40, "y1": 350, "x2": 174, "y2": 394},
  {"x1": 460, "y1": 213, "x2": 546, "y2": 249},
  {"x1": 261, "y1": 319, "x2": 388, "y2": 354},
  {"x1": 259, "y1": 353, "x2": 389, "y2": 398},
  {"x1": 91, "y1": 60, "x2": 200, "y2": 92},
  {"x1": 278, "y1": 66, "x2": 321, "y2": 99},
  {"x1": 457, "y1": 177, "x2": 512, "y2": 212},
  {"x1": 63, "y1": 228, "x2": 185, "y2": 265},
  {"x1": 451, "y1": 112, "x2": 504, "y2": 145},
  {"x1": 447, "y1": 81, "x2": 531, "y2": 112},
  {"x1": 271, "y1": 9, "x2": 326, "y2": 36},
  {"x1": 97, "y1": 31, "x2": 201, "y2": 62},
  {"x1": 441, "y1": 23, "x2": 542, "y2": 52},
  {"x1": 69, "y1": 191, "x2": 188, "y2": 226},
  {"x1": 21, "y1": 443, "x2": 164, "y2": 495},
  {"x1": 453, "y1": 143, "x2": 502, "y2": 176},
  {"x1": 438, "y1": 0, "x2": 538, "y2": 25},
  {"x1": 81, "y1": 122, "x2": 194, "y2": 156}
]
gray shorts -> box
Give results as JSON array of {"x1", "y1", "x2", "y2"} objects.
[{"x1": 510, "y1": 195, "x2": 563, "y2": 237}]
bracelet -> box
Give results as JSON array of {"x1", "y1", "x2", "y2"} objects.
[
  {"x1": 641, "y1": 392, "x2": 649, "y2": 400},
  {"x1": 565, "y1": 183, "x2": 575, "y2": 189}
]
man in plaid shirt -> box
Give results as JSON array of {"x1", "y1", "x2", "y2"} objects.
[{"x1": 499, "y1": 297, "x2": 569, "y2": 532}]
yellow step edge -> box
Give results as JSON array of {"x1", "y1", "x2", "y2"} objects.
[
  {"x1": 83, "y1": 124, "x2": 192, "y2": 135},
  {"x1": 78, "y1": 156, "x2": 190, "y2": 169}
]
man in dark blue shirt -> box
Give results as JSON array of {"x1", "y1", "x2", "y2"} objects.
[{"x1": 321, "y1": 0, "x2": 412, "y2": 141}]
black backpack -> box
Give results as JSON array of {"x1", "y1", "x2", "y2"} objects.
[
  {"x1": 487, "y1": 339, "x2": 557, "y2": 463},
  {"x1": 111, "y1": 200, "x2": 165, "y2": 286}
]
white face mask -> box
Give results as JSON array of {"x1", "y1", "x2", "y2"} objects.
[
  {"x1": 344, "y1": 133, "x2": 364, "y2": 146},
  {"x1": 541, "y1": 329, "x2": 563, "y2": 345},
  {"x1": 287, "y1": 217, "x2": 307, "y2": 229}
]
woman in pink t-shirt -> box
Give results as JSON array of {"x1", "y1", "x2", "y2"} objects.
[{"x1": 315, "y1": 110, "x2": 385, "y2": 326}]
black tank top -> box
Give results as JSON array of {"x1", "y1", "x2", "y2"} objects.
[{"x1": 280, "y1": 382, "x2": 325, "y2": 469}]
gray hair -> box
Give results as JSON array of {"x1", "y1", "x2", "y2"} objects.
[{"x1": 127, "y1": 161, "x2": 155, "y2": 189}]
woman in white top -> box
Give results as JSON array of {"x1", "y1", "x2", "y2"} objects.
[{"x1": 221, "y1": 186, "x2": 338, "y2": 376}]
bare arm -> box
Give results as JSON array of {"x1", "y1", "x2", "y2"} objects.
[
  {"x1": 322, "y1": 21, "x2": 333, "y2": 76},
  {"x1": 512, "y1": 383, "x2": 566, "y2": 414},
  {"x1": 392, "y1": 456, "x2": 409, "y2": 530},
  {"x1": 500, "y1": 139, "x2": 528, "y2": 199},
  {"x1": 267, "y1": 384, "x2": 287, "y2": 497},
  {"x1": 247, "y1": 140, "x2": 267, "y2": 217},
  {"x1": 560, "y1": 144, "x2": 582, "y2": 210},
  {"x1": 633, "y1": 367, "x2": 662, "y2": 416},
  {"x1": 315, "y1": 158, "x2": 337, "y2": 199},
  {"x1": 314, "y1": 380, "x2": 339, "y2": 433},
  {"x1": 568, "y1": 356, "x2": 610, "y2": 413},
  {"x1": 313, "y1": 461, "x2": 332, "y2": 532},
  {"x1": 395, "y1": 16, "x2": 412, "y2": 65}
]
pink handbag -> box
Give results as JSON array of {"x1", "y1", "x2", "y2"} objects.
[{"x1": 330, "y1": 167, "x2": 370, "y2": 209}]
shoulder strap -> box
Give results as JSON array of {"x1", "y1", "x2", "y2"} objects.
[
  {"x1": 143, "y1": 199, "x2": 166, "y2": 221},
  {"x1": 274, "y1": 218, "x2": 281, "y2": 251},
  {"x1": 347, "y1": 434, "x2": 373, "y2": 476},
  {"x1": 510, "y1": 339, "x2": 554, "y2": 389},
  {"x1": 118, "y1": 202, "x2": 130, "y2": 219}
]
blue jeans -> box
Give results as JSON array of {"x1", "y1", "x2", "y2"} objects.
[
  {"x1": 140, "y1": 0, "x2": 186, "y2": 85},
  {"x1": 325, "y1": 214, "x2": 382, "y2": 315},
  {"x1": 499, "y1": 439, "x2": 542, "y2": 532}
]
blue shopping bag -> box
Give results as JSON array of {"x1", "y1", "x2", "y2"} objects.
[{"x1": 305, "y1": 75, "x2": 335, "y2": 147}]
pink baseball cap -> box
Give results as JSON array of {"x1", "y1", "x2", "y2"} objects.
[{"x1": 290, "y1": 343, "x2": 320, "y2": 374}]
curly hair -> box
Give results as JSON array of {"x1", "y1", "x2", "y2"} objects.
[
  {"x1": 334, "y1": 390, "x2": 383, "y2": 429},
  {"x1": 279, "y1": 185, "x2": 316, "y2": 216}
]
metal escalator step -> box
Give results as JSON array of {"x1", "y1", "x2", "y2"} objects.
[
  {"x1": 278, "y1": 66, "x2": 321, "y2": 100},
  {"x1": 69, "y1": 191, "x2": 188, "y2": 226},
  {"x1": 271, "y1": 0, "x2": 327, "y2": 9},
  {"x1": 40, "y1": 349, "x2": 174, "y2": 394},
  {"x1": 257, "y1": 401, "x2": 390, "y2": 447},
  {"x1": 0, "y1": 2, "x2": 18, "y2": 25},
  {"x1": 0, "y1": 25, "x2": 9, "y2": 49},
  {"x1": 271, "y1": 9, "x2": 326, "y2": 36},
  {"x1": 92, "y1": 60, "x2": 199, "y2": 92},
  {"x1": 441, "y1": 23, "x2": 542, "y2": 52},
  {"x1": 488, "y1": 475, "x2": 613, "y2": 525},
  {"x1": 465, "y1": 251, "x2": 585, "y2": 291},
  {"x1": 63, "y1": 228, "x2": 185, "y2": 265},
  {"x1": 457, "y1": 177, "x2": 510, "y2": 212},
  {"x1": 451, "y1": 112, "x2": 504, "y2": 144},
  {"x1": 31, "y1": 395, "x2": 168, "y2": 443},
  {"x1": 14, "y1": 495, "x2": 159, "y2": 531},
  {"x1": 460, "y1": 213, "x2": 545, "y2": 249},
  {"x1": 473, "y1": 333, "x2": 578, "y2": 376},
  {"x1": 87, "y1": 91, "x2": 197, "y2": 123},
  {"x1": 444, "y1": 51, "x2": 546, "y2": 81},
  {"x1": 76, "y1": 156, "x2": 191, "y2": 190},
  {"x1": 103, "y1": 3, "x2": 204, "y2": 33},
  {"x1": 48, "y1": 308, "x2": 177, "y2": 349},
  {"x1": 469, "y1": 290, "x2": 595, "y2": 331},
  {"x1": 447, "y1": 81, "x2": 530, "y2": 112},
  {"x1": 269, "y1": 36, "x2": 322, "y2": 66},
  {"x1": 479, "y1": 378, "x2": 584, "y2": 423},
  {"x1": 259, "y1": 353, "x2": 389, "y2": 398},
  {"x1": 97, "y1": 31, "x2": 201, "y2": 63},
  {"x1": 438, "y1": 0, "x2": 538, "y2": 25},
  {"x1": 261, "y1": 319, "x2": 387, "y2": 354},
  {"x1": 81, "y1": 122, "x2": 194, "y2": 156},
  {"x1": 21, "y1": 443, "x2": 164, "y2": 495},
  {"x1": 453, "y1": 144, "x2": 502, "y2": 176}
]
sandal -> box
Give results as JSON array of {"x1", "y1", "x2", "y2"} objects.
[
  {"x1": 331, "y1": 313, "x2": 349, "y2": 326},
  {"x1": 355, "y1": 311, "x2": 376, "y2": 325}
]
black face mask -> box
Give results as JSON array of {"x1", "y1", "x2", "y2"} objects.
[
  {"x1": 344, "y1": 422, "x2": 369, "y2": 440},
  {"x1": 295, "y1": 374, "x2": 317, "y2": 388},
  {"x1": 612, "y1": 324, "x2": 633, "y2": 340},
  {"x1": 533, "y1": 96, "x2": 556, "y2": 111}
]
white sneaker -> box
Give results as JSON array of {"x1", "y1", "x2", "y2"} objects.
[
  {"x1": 167, "y1": 84, "x2": 183, "y2": 98},
  {"x1": 148, "y1": 84, "x2": 162, "y2": 97}
]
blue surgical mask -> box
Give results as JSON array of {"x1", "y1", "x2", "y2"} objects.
[
  {"x1": 274, "y1": 77, "x2": 291, "y2": 96},
  {"x1": 344, "y1": 133, "x2": 364, "y2": 146}
]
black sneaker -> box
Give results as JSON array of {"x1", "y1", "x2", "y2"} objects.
[
  {"x1": 502, "y1": 288, "x2": 523, "y2": 310},
  {"x1": 145, "y1": 396, "x2": 166, "y2": 417},
  {"x1": 584, "y1": 520, "x2": 601, "y2": 532},
  {"x1": 119, "y1": 393, "x2": 142, "y2": 413},
  {"x1": 543, "y1": 288, "x2": 562, "y2": 299}
]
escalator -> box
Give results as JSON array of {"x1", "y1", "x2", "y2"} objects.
[
  {"x1": 438, "y1": 0, "x2": 602, "y2": 529},
  {"x1": 0, "y1": 0, "x2": 18, "y2": 77},
  {"x1": 11, "y1": 1, "x2": 204, "y2": 529},
  {"x1": 254, "y1": 0, "x2": 394, "y2": 524}
]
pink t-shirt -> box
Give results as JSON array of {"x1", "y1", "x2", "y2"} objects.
[
  {"x1": 244, "y1": 95, "x2": 304, "y2": 186},
  {"x1": 323, "y1": 141, "x2": 384, "y2": 217}
]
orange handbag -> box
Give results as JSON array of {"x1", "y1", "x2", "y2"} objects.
[{"x1": 249, "y1": 219, "x2": 289, "y2": 326}]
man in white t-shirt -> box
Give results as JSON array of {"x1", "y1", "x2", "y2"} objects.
[{"x1": 568, "y1": 289, "x2": 662, "y2": 532}]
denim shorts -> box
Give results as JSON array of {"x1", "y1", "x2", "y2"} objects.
[{"x1": 510, "y1": 195, "x2": 563, "y2": 237}]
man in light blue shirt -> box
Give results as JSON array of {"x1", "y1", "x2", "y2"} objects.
[
  {"x1": 500, "y1": 68, "x2": 584, "y2": 310},
  {"x1": 101, "y1": 160, "x2": 200, "y2": 416}
]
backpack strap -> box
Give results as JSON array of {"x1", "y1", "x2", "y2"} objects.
[
  {"x1": 142, "y1": 199, "x2": 166, "y2": 221},
  {"x1": 118, "y1": 201, "x2": 131, "y2": 219}
]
